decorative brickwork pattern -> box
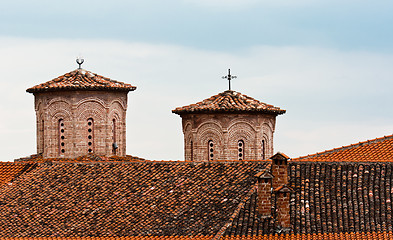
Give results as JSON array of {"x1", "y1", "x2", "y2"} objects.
[
  {"x1": 173, "y1": 91, "x2": 285, "y2": 162},
  {"x1": 32, "y1": 91, "x2": 129, "y2": 158},
  {"x1": 177, "y1": 114, "x2": 277, "y2": 161},
  {"x1": 27, "y1": 67, "x2": 136, "y2": 158}
]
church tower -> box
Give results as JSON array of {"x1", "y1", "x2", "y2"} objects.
[
  {"x1": 172, "y1": 70, "x2": 285, "y2": 161},
  {"x1": 26, "y1": 60, "x2": 136, "y2": 158}
]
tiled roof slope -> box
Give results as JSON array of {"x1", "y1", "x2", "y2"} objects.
[
  {"x1": 223, "y1": 187, "x2": 274, "y2": 236},
  {"x1": 293, "y1": 134, "x2": 393, "y2": 162},
  {"x1": 289, "y1": 162, "x2": 393, "y2": 234},
  {"x1": 0, "y1": 162, "x2": 36, "y2": 187},
  {"x1": 15, "y1": 154, "x2": 146, "y2": 163},
  {"x1": 172, "y1": 90, "x2": 285, "y2": 115},
  {"x1": 26, "y1": 68, "x2": 136, "y2": 93},
  {"x1": 0, "y1": 161, "x2": 268, "y2": 237},
  {"x1": 0, "y1": 231, "x2": 392, "y2": 240},
  {"x1": 222, "y1": 231, "x2": 393, "y2": 239},
  {"x1": 223, "y1": 161, "x2": 393, "y2": 236}
]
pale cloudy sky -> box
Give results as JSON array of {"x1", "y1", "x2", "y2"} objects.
[{"x1": 0, "y1": 0, "x2": 393, "y2": 161}]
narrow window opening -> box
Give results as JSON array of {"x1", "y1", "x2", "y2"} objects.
[
  {"x1": 238, "y1": 140, "x2": 244, "y2": 160},
  {"x1": 112, "y1": 119, "x2": 118, "y2": 155},
  {"x1": 208, "y1": 140, "x2": 214, "y2": 161},
  {"x1": 41, "y1": 119, "x2": 44, "y2": 153},
  {"x1": 262, "y1": 140, "x2": 266, "y2": 160},
  {"x1": 58, "y1": 119, "x2": 65, "y2": 155},
  {"x1": 87, "y1": 118, "x2": 94, "y2": 154},
  {"x1": 190, "y1": 141, "x2": 194, "y2": 161}
]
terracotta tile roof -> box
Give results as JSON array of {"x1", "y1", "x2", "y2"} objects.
[
  {"x1": 172, "y1": 90, "x2": 286, "y2": 115},
  {"x1": 293, "y1": 134, "x2": 393, "y2": 162},
  {"x1": 26, "y1": 69, "x2": 136, "y2": 93},
  {"x1": 0, "y1": 231, "x2": 391, "y2": 240},
  {"x1": 0, "y1": 160, "x2": 269, "y2": 237},
  {"x1": 222, "y1": 185, "x2": 274, "y2": 237},
  {"x1": 289, "y1": 162, "x2": 393, "y2": 234},
  {"x1": 220, "y1": 231, "x2": 393, "y2": 239},
  {"x1": 0, "y1": 162, "x2": 36, "y2": 187},
  {"x1": 219, "y1": 161, "x2": 393, "y2": 236},
  {"x1": 15, "y1": 154, "x2": 146, "y2": 163},
  {"x1": 0, "y1": 231, "x2": 391, "y2": 239}
]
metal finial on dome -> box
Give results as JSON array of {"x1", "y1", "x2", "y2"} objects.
[
  {"x1": 76, "y1": 57, "x2": 84, "y2": 69},
  {"x1": 222, "y1": 69, "x2": 237, "y2": 91}
]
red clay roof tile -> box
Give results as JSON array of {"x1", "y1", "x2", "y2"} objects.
[
  {"x1": 0, "y1": 231, "x2": 390, "y2": 239},
  {"x1": 0, "y1": 160, "x2": 269, "y2": 237},
  {"x1": 172, "y1": 90, "x2": 285, "y2": 115},
  {"x1": 26, "y1": 69, "x2": 136, "y2": 93},
  {"x1": 289, "y1": 162, "x2": 393, "y2": 235},
  {"x1": 0, "y1": 162, "x2": 36, "y2": 187},
  {"x1": 293, "y1": 134, "x2": 393, "y2": 162},
  {"x1": 15, "y1": 154, "x2": 146, "y2": 163}
]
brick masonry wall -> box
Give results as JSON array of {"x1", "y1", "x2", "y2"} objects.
[
  {"x1": 180, "y1": 113, "x2": 277, "y2": 161},
  {"x1": 34, "y1": 90, "x2": 129, "y2": 158},
  {"x1": 257, "y1": 179, "x2": 272, "y2": 217},
  {"x1": 271, "y1": 161, "x2": 288, "y2": 190},
  {"x1": 276, "y1": 192, "x2": 291, "y2": 228}
]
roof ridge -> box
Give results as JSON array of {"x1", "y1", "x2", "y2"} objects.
[{"x1": 293, "y1": 134, "x2": 393, "y2": 161}]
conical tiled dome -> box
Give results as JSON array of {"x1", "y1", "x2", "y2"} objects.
[
  {"x1": 172, "y1": 90, "x2": 285, "y2": 115},
  {"x1": 27, "y1": 68, "x2": 136, "y2": 93}
]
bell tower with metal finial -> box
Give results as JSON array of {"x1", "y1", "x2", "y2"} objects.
[
  {"x1": 27, "y1": 59, "x2": 137, "y2": 158},
  {"x1": 173, "y1": 69, "x2": 286, "y2": 162}
]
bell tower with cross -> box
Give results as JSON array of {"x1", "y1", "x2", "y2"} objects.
[{"x1": 173, "y1": 69, "x2": 286, "y2": 161}]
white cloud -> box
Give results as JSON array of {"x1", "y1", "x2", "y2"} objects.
[{"x1": 0, "y1": 37, "x2": 392, "y2": 161}]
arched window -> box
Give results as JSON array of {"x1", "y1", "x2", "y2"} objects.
[
  {"x1": 208, "y1": 140, "x2": 214, "y2": 161},
  {"x1": 238, "y1": 140, "x2": 244, "y2": 160},
  {"x1": 262, "y1": 139, "x2": 266, "y2": 160},
  {"x1": 87, "y1": 118, "x2": 94, "y2": 153},
  {"x1": 112, "y1": 119, "x2": 118, "y2": 155},
  {"x1": 59, "y1": 119, "x2": 65, "y2": 155}
]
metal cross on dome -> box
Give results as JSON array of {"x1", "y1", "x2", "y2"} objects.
[{"x1": 222, "y1": 69, "x2": 237, "y2": 90}]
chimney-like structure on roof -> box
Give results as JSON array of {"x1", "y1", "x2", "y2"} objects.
[
  {"x1": 255, "y1": 153, "x2": 292, "y2": 230},
  {"x1": 172, "y1": 90, "x2": 285, "y2": 161},
  {"x1": 271, "y1": 152, "x2": 292, "y2": 230},
  {"x1": 271, "y1": 152, "x2": 289, "y2": 190},
  {"x1": 275, "y1": 185, "x2": 292, "y2": 229},
  {"x1": 255, "y1": 171, "x2": 273, "y2": 217},
  {"x1": 26, "y1": 64, "x2": 136, "y2": 158}
]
